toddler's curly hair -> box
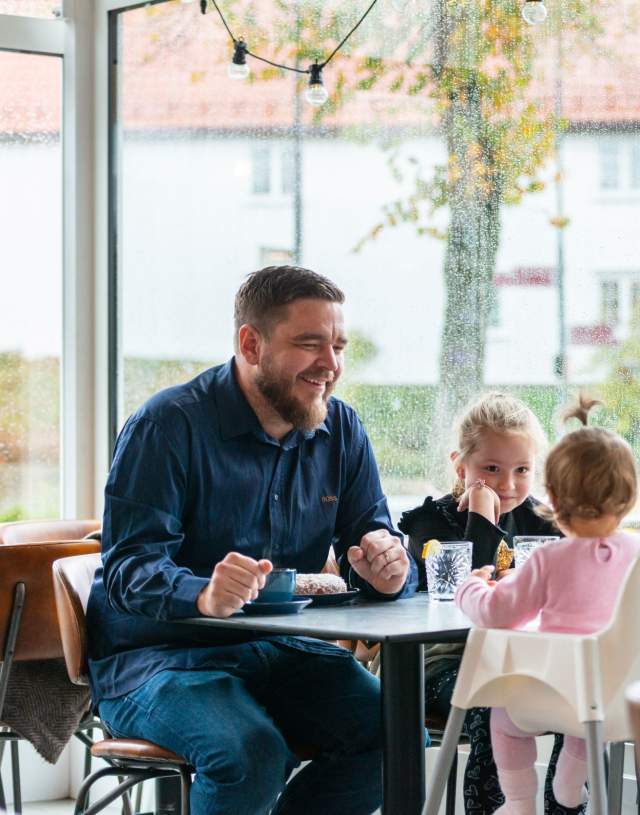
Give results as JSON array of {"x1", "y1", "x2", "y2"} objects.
[{"x1": 544, "y1": 395, "x2": 637, "y2": 527}]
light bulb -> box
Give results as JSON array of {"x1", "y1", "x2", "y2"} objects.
[
  {"x1": 305, "y1": 63, "x2": 329, "y2": 107},
  {"x1": 522, "y1": 0, "x2": 548, "y2": 24},
  {"x1": 228, "y1": 39, "x2": 249, "y2": 81},
  {"x1": 305, "y1": 84, "x2": 329, "y2": 106},
  {"x1": 228, "y1": 62, "x2": 250, "y2": 80}
]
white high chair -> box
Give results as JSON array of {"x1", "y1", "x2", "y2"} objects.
[{"x1": 423, "y1": 556, "x2": 640, "y2": 815}]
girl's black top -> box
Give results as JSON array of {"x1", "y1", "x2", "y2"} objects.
[{"x1": 399, "y1": 493, "x2": 559, "y2": 591}]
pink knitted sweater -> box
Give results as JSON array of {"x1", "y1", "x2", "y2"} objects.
[{"x1": 455, "y1": 533, "x2": 640, "y2": 634}]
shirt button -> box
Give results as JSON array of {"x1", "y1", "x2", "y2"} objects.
[{"x1": 274, "y1": 493, "x2": 279, "y2": 501}]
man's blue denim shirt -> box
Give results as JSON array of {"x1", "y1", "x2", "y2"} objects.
[{"x1": 87, "y1": 359, "x2": 417, "y2": 704}]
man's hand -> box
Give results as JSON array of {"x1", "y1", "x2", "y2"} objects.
[
  {"x1": 457, "y1": 479, "x2": 501, "y2": 525},
  {"x1": 347, "y1": 529, "x2": 409, "y2": 595},
  {"x1": 196, "y1": 552, "x2": 272, "y2": 618}
]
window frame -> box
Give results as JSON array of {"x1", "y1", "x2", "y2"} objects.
[{"x1": 0, "y1": 3, "x2": 97, "y2": 519}]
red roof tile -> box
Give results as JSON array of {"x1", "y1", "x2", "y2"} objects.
[{"x1": 1, "y1": 0, "x2": 639, "y2": 134}]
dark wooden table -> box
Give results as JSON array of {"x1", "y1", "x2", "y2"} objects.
[{"x1": 177, "y1": 594, "x2": 471, "y2": 815}]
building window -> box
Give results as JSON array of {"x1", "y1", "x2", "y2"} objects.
[
  {"x1": 601, "y1": 280, "x2": 620, "y2": 325},
  {"x1": 631, "y1": 141, "x2": 640, "y2": 190},
  {"x1": 281, "y1": 146, "x2": 295, "y2": 195},
  {"x1": 251, "y1": 146, "x2": 271, "y2": 195},
  {"x1": 599, "y1": 142, "x2": 620, "y2": 190},
  {"x1": 630, "y1": 280, "x2": 640, "y2": 321},
  {"x1": 260, "y1": 247, "x2": 293, "y2": 267},
  {"x1": 488, "y1": 286, "x2": 500, "y2": 327}
]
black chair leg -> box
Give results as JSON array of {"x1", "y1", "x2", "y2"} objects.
[
  {"x1": 445, "y1": 748, "x2": 458, "y2": 815},
  {"x1": 0, "y1": 738, "x2": 7, "y2": 811},
  {"x1": 10, "y1": 740, "x2": 21, "y2": 815},
  {"x1": 180, "y1": 767, "x2": 192, "y2": 815},
  {"x1": 84, "y1": 727, "x2": 93, "y2": 779}
]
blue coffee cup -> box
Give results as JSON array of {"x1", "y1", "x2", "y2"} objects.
[{"x1": 255, "y1": 568, "x2": 297, "y2": 603}]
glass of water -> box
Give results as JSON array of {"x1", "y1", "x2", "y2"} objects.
[
  {"x1": 513, "y1": 536, "x2": 559, "y2": 568},
  {"x1": 425, "y1": 541, "x2": 472, "y2": 601}
]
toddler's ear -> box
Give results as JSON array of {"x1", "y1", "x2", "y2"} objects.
[
  {"x1": 450, "y1": 450, "x2": 464, "y2": 480},
  {"x1": 547, "y1": 489, "x2": 558, "y2": 511}
]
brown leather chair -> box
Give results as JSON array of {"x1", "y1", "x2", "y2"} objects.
[
  {"x1": 53, "y1": 553, "x2": 193, "y2": 815},
  {"x1": 0, "y1": 519, "x2": 101, "y2": 546},
  {"x1": 0, "y1": 540, "x2": 101, "y2": 814},
  {"x1": 0, "y1": 519, "x2": 101, "y2": 813}
]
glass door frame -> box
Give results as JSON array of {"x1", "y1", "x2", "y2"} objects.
[{"x1": 0, "y1": 2, "x2": 97, "y2": 519}]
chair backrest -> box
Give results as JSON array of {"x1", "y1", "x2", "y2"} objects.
[
  {"x1": 597, "y1": 555, "x2": 640, "y2": 704},
  {"x1": 0, "y1": 541, "x2": 101, "y2": 662},
  {"x1": 0, "y1": 519, "x2": 101, "y2": 545},
  {"x1": 52, "y1": 553, "x2": 102, "y2": 686}
]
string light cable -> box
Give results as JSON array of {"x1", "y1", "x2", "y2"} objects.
[{"x1": 197, "y1": 0, "x2": 381, "y2": 105}]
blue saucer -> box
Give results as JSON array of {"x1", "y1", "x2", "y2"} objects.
[{"x1": 242, "y1": 598, "x2": 312, "y2": 616}]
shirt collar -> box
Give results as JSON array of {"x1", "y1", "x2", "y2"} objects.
[{"x1": 216, "y1": 358, "x2": 330, "y2": 444}]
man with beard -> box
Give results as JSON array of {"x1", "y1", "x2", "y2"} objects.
[{"x1": 87, "y1": 266, "x2": 417, "y2": 815}]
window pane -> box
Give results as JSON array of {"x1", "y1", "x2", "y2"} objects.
[
  {"x1": 631, "y1": 141, "x2": 640, "y2": 189},
  {"x1": 114, "y1": 1, "x2": 640, "y2": 509},
  {"x1": 599, "y1": 142, "x2": 620, "y2": 189},
  {"x1": 0, "y1": 1, "x2": 59, "y2": 18},
  {"x1": 0, "y1": 50, "x2": 62, "y2": 520},
  {"x1": 251, "y1": 145, "x2": 271, "y2": 194},
  {"x1": 601, "y1": 281, "x2": 620, "y2": 326},
  {"x1": 281, "y1": 146, "x2": 295, "y2": 195}
]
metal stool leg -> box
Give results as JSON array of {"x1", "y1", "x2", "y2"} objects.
[
  {"x1": 608, "y1": 741, "x2": 624, "y2": 815},
  {"x1": 423, "y1": 706, "x2": 467, "y2": 815},
  {"x1": 585, "y1": 721, "x2": 607, "y2": 815},
  {"x1": 180, "y1": 767, "x2": 192, "y2": 815},
  {"x1": 0, "y1": 738, "x2": 7, "y2": 811},
  {"x1": 134, "y1": 780, "x2": 144, "y2": 812},
  {"x1": 10, "y1": 740, "x2": 21, "y2": 815},
  {"x1": 83, "y1": 727, "x2": 93, "y2": 779},
  {"x1": 445, "y1": 747, "x2": 458, "y2": 815}
]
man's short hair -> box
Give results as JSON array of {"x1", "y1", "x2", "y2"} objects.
[{"x1": 234, "y1": 266, "x2": 345, "y2": 346}]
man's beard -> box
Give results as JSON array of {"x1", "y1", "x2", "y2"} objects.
[{"x1": 256, "y1": 361, "x2": 334, "y2": 432}]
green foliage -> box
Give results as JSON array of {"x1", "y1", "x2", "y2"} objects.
[
  {"x1": 595, "y1": 308, "x2": 640, "y2": 456},
  {"x1": 0, "y1": 506, "x2": 25, "y2": 523},
  {"x1": 123, "y1": 357, "x2": 216, "y2": 417}
]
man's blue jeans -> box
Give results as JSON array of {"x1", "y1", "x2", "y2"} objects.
[{"x1": 99, "y1": 640, "x2": 383, "y2": 815}]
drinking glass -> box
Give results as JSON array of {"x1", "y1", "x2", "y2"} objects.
[
  {"x1": 513, "y1": 535, "x2": 559, "y2": 568},
  {"x1": 425, "y1": 541, "x2": 472, "y2": 601}
]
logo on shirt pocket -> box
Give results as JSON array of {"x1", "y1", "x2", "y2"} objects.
[{"x1": 321, "y1": 495, "x2": 338, "y2": 503}]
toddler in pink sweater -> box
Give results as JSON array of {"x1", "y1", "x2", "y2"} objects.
[{"x1": 455, "y1": 396, "x2": 639, "y2": 815}]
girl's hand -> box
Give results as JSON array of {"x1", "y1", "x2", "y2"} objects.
[
  {"x1": 457, "y1": 479, "x2": 501, "y2": 525},
  {"x1": 470, "y1": 565, "x2": 495, "y2": 584}
]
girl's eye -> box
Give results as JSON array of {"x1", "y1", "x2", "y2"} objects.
[
  {"x1": 485, "y1": 465, "x2": 499, "y2": 473},
  {"x1": 517, "y1": 466, "x2": 530, "y2": 474}
]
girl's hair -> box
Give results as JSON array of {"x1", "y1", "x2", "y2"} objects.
[
  {"x1": 451, "y1": 392, "x2": 547, "y2": 498},
  {"x1": 544, "y1": 394, "x2": 637, "y2": 527}
]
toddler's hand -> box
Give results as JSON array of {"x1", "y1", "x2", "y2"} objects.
[
  {"x1": 470, "y1": 565, "x2": 495, "y2": 584},
  {"x1": 458, "y1": 479, "x2": 500, "y2": 525}
]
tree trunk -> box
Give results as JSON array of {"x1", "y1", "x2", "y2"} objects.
[{"x1": 430, "y1": 0, "x2": 502, "y2": 485}]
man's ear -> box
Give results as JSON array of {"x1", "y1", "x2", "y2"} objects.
[
  {"x1": 238, "y1": 323, "x2": 262, "y2": 366},
  {"x1": 450, "y1": 450, "x2": 464, "y2": 481}
]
